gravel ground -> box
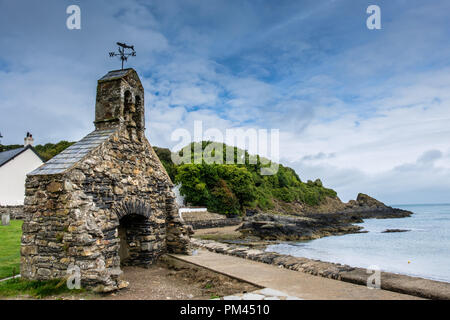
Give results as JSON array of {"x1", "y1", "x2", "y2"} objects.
[
  {"x1": 2, "y1": 256, "x2": 258, "y2": 300},
  {"x1": 98, "y1": 256, "x2": 258, "y2": 300}
]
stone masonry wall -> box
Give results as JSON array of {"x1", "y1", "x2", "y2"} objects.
[
  {"x1": 0, "y1": 205, "x2": 25, "y2": 220},
  {"x1": 186, "y1": 218, "x2": 242, "y2": 230},
  {"x1": 21, "y1": 128, "x2": 191, "y2": 292}
]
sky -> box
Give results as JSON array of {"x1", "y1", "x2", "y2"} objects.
[{"x1": 1, "y1": 0, "x2": 450, "y2": 204}]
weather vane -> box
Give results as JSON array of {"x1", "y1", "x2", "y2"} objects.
[{"x1": 109, "y1": 42, "x2": 136, "y2": 70}]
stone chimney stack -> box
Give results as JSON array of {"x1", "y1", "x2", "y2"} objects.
[{"x1": 24, "y1": 132, "x2": 34, "y2": 147}]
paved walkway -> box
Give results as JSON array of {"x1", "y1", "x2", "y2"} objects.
[
  {"x1": 170, "y1": 249, "x2": 423, "y2": 300},
  {"x1": 220, "y1": 288, "x2": 303, "y2": 300}
]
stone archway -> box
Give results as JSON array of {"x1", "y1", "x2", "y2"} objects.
[
  {"x1": 118, "y1": 214, "x2": 150, "y2": 266},
  {"x1": 112, "y1": 199, "x2": 164, "y2": 267}
]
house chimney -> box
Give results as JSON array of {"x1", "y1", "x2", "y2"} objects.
[{"x1": 24, "y1": 132, "x2": 34, "y2": 147}]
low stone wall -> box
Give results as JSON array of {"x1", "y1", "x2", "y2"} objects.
[
  {"x1": 181, "y1": 210, "x2": 241, "y2": 230},
  {"x1": 191, "y1": 239, "x2": 450, "y2": 300},
  {"x1": 0, "y1": 205, "x2": 25, "y2": 220},
  {"x1": 187, "y1": 218, "x2": 242, "y2": 230}
]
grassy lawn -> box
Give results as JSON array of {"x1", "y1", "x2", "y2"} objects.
[
  {"x1": 0, "y1": 278, "x2": 84, "y2": 298},
  {"x1": 0, "y1": 220, "x2": 23, "y2": 279},
  {"x1": 0, "y1": 220, "x2": 86, "y2": 299}
]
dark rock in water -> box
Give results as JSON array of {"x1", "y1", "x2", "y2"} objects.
[
  {"x1": 238, "y1": 213, "x2": 364, "y2": 241},
  {"x1": 382, "y1": 229, "x2": 410, "y2": 233}
]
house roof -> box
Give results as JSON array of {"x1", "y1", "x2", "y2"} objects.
[
  {"x1": 29, "y1": 129, "x2": 117, "y2": 176},
  {"x1": 0, "y1": 146, "x2": 44, "y2": 168}
]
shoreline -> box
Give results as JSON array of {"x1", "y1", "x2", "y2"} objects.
[
  {"x1": 266, "y1": 241, "x2": 450, "y2": 285},
  {"x1": 189, "y1": 203, "x2": 449, "y2": 297},
  {"x1": 191, "y1": 238, "x2": 450, "y2": 300},
  {"x1": 195, "y1": 214, "x2": 450, "y2": 285},
  {"x1": 262, "y1": 203, "x2": 450, "y2": 285}
]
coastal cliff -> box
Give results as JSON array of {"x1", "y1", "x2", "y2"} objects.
[{"x1": 238, "y1": 193, "x2": 412, "y2": 241}]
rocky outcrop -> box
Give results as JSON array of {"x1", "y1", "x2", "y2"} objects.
[
  {"x1": 238, "y1": 213, "x2": 364, "y2": 241},
  {"x1": 336, "y1": 193, "x2": 412, "y2": 219},
  {"x1": 239, "y1": 193, "x2": 412, "y2": 241}
]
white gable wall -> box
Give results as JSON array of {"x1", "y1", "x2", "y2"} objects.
[{"x1": 0, "y1": 149, "x2": 43, "y2": 205}]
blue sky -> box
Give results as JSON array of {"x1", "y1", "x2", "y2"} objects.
[{"x1": 1, "y1": 0, "x2": 450, "y2": 204}]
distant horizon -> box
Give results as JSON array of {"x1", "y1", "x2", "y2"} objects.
[{"x1": 391, "y1": 203, "x2": 450, "y2": 207}]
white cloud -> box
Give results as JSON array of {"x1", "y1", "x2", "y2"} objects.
[{"x1": 278, "y1": 67, "x2": 450, "y2": 202}]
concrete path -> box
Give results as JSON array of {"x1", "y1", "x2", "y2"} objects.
[
  {"x1": 170, "y1": 249, "x2": 423, "y2": 300},
  {"x1": 220, "y1": 288, "x2": 303, "y2": 300}
]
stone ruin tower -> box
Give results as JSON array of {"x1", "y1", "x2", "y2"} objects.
[{"x1": 21, "y1": 69, "x2": 192, "y2": 292}]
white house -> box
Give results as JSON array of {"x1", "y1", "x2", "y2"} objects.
[{"x1": 0, "y1": 133, "x2": 44, "y2": 205}]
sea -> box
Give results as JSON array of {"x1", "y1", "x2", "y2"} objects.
[{"x1": 265, "y1": 204, "x2": 450, "y2": 283}]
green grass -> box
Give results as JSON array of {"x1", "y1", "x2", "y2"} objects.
[
  {"x1": 0, "y1": 220, "x2": 23, "y2": 279},
  {"x1": 0, "y1": 221, "x2": 85, "y2": 299},
  {"x1": 0, "y1": 278, "x2": 83, "y2": 298},
  {"x1": 204, "y1": 282, "x2": 214, "y2": 289}
]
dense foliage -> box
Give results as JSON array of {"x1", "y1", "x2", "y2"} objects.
[
  {"x1": 153, "y1": 146, "x2": 177, "y2": 182},
  {"x1": 0, "y1": 144, "x2": 23, "y2": 152},
  {"x1": 0, "y1": 141, "x2": 75, "y2": 161},
  {"x1": 154, "y1": 142, "x2": 337, "y2": 216},
  {"x1": 33, "y1": 141, "x2": 75, "y2": 161}
]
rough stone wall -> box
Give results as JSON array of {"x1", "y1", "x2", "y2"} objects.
[
  {"x1": 94, "y1": 69, "x2": 145, "y2": 142},
  {"x1": 165, "y1": 195, "x2": 193, "y2": 254},
  {"x1": 21, "y1": 128, "x2": 192, "y2": 292},
  {"x1": 180, "y1": 211, "x2": 242, "y2": 230},
  {"x1": 21, "y1": 175, "x2": 72, "y2": 282},
  {"x1": 185, "y1": 217, "x2": 242, "y2": 230},
  {"x1": 0, "y1": 205, "x2": 25, "y2": 220}
]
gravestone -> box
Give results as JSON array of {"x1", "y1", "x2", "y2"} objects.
[{"x1": 1, "y1": 213, "x2": 10, "y2": 226}]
